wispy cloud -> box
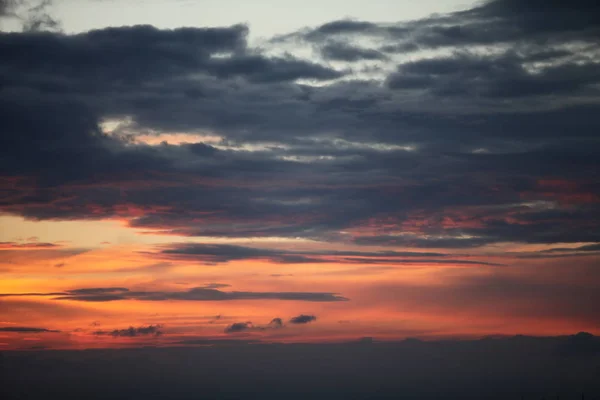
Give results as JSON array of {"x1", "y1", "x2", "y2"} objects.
[
  {"x1": 155, "y1": 243, "x2": 499, "y2": 266},
  {"x1": 93, "y1": 325, "x2": 163, "y2": 337},
  {"x1": 0, "y1": 326, "x2": 59, "y2": 333},
  {"x1": 289, "y1": 315, "x2": 317, "y2": 324},
  {"x1": 0, "y1": 286, "x2": 348, "y2": 302}
]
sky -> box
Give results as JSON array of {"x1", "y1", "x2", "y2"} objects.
[{"x1": 0, "y1": 0, "x2": 600, "y2": 353}]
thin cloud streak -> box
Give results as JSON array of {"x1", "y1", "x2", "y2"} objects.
[{"x1": 0, "y1": 286, "x2": 349, "y2": 302}]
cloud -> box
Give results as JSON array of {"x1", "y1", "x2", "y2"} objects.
[
  {"x1": 0, "y1": 0, "x2": 13, "y2": 16},
  {"x1": 0, "y1": 0, "x2": 597, "y2": 252},
  {"x1": 156, "y1": 243, "x2": 497, "y2": 265},
  {"x1": 319, "y1": 42, "x2": 387, "y2": 62},
  {"x1": 208, "y1": 54, "x2": 345, "y2": 82},
  {"x1": 514, "y1": 242, "x2": 600, "y2": 259},
  {"x1": 224, "y1": 316, "x2": 286, "y2": 333},
  {"x1": 0, "y1": 241, "x2": 60, "y2": 249},
  {"x1": 386, "y1": 51, "x2": 600, "y2": 99},
  {"x1": 0, "y1": 286, "x2": 349, "y2": 302},
  {"x1": 224, "y1": 322, "x2": 253, "y2": 333},
  {"x1": 223, "y1": 314, "x2": 317, "y2": 334},
  {"x1": 203, "y1": 283, "x2": 232, "y2": 289},
  {"x1": 268, "y1": 318, "x2": 283, "y2": 328},
  {"x1": 289, "y1": 315, "x2": 317, "y2": 324},
  {"x1": 93, "y1": 325, "x2": 163, "y2": 337},
  {"x1": 0, "y1": 326, "x2": 59, "y2": 333},
  {"x1": 0, "y1": 0, "x2": 60, "y2": 32},
  {"x1": 541, "y1": 243, "x2": 600, "y2": 253},
  {"x1": 300, "y1": 0, "x2": 600, "y2": 50},
  {"x1": 68, "y1": 287, "x2": 130, "y2": 295}
]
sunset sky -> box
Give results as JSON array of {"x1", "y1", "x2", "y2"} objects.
[{"x1": 1, "y1": 0, "x2": 600, "y2": 352}]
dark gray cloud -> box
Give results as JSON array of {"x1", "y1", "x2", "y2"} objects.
[
  {"x1": 0, "y1": 0, "x2": 598, "y2": 251},
  {"x1": 468, "y1": 0, "x2": 600, "y2": 42},
  {"x1": 0, "y1": 0, "x2": 60, "y2": 32},
  {"x1": 224, "y1": 318, "x2": 283, "y2": 333},
  {"x1": 386, "y1": 51, "x2": 600, "y2": 99},
  {"x1": 0, "y1": 326, "x2": 59, "y2": 333},
  {"x1": 0, "y1": 241, "x2": 59, "y2": 248},
  {"x1": 224, "y1": 316, "x2": 288, "y2": 333},
  {"x1": 156, "y1": 243, "x2": 498, "y2": 265},
  {"x1": 333, "y1": 257, "x2": 503, "y2": 266},
  {"x1": 0, "y1": 24, "x2": 341, "y2": 90},
  {"x1": 541, "y1": 243, "x2": 600, "y2": 253},
  {"x1": 69, "y1": 287, "x2": 130, "y2": 295},
  {"x1": 353, "y1": 236, "x2": 493, "y2": 249},
  {"x1": 0, "y1": 286, "x2": 348, "y2": 302},
  {"x1": 319, "y1": 42, "x2": 387, "y2": 62},
  {"x1": 203, "y1": 283, "x2": 232, "y2": 289},
  {"x1": 301, "y1": 0, "x2": 600, "y2": 50},
  {"x1": 224, "y1": 321, "x2": 253, "y2": 333},
  {"x1": 158, "y1": 243, "x2": 313, "y2": 264},
  {"x1": 289, "y1": 315, "x2": 316, "y2": 324},
  {"x1": 0, "y1": 0, "x2": 12, "y2": 16},
  {"x1": 268, "y1": 318, "x2": 283, "y2": 328},
  {"x1": 208, "y1": 54, "x2": 345, "y2": 82},
  {"x1": 93, "y1": 325, "x2": 163, "y2": 337}
]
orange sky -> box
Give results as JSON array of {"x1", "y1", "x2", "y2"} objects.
[{"x1": 1, "y1": 214, "x2": 598, "y2": 351}]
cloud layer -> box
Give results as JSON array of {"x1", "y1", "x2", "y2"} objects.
[{"x1": 0, "y1": 0, "x2": 597, "y2": 251}]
